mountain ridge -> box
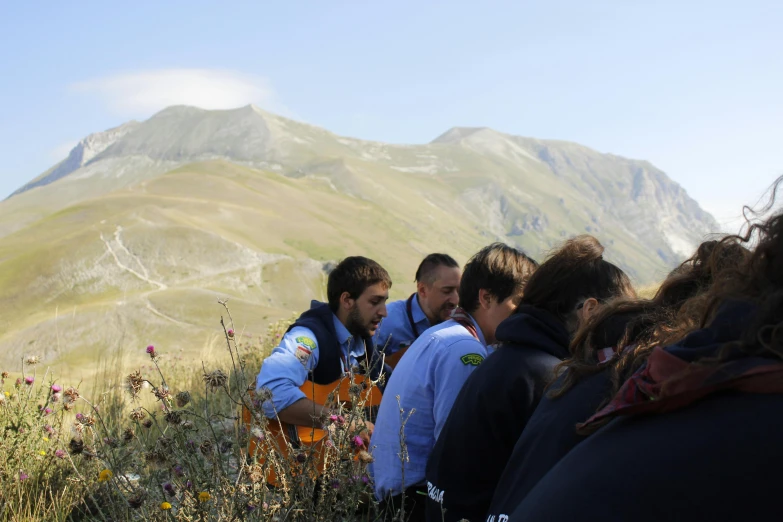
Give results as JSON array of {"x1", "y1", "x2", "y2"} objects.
[{"x1": 0, "y1": 104, "x2": 722, "y2": 377}]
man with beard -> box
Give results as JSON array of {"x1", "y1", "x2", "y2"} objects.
[
  {"x1": 374, "y1": 254, "x2": 461, "y2": 368},
  {"x1": 255, "y1": 256, "x2": 392, "y2": 436}
]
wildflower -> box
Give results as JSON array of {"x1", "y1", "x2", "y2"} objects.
[
  {"x1": 128, "y1": 491, "x2": 146, "y2": 509},
  {"x1": 3, "y1": 391, "x2": 8, "y2": 397},
  {"x1": 75, "y1": 413, "x2": 84, "y2": 422},
  {"x1": 164, "y1": 410, "x2": 181, "y2": 424},
  {"x1": 173, "y1": 464, "x2": 185, "y2": 477},
  {"x1": 146, "y1": 345, "x2": 156, "y2": 358},
  {"x1": 51, "y1": 392, "x2": 61, "y2": 403},
  {"x1": 122, "y1": 427, "x2": 135, "y2": 442},
  {"x1": 24, "y1": 376, "x2": 34, "y2": 385},
  {"x1": 199, "y1": 440, "x2": 214, "y2": 456},
  {"x1": 353, "y1": 435, "x2": 365, "y2": 448},
  {"x1": 357, "y1": 450, "x2": 374, "y2": 463},
  {"x1": 163, "y1": 483, "x2": 176, "y2": 497},
  {"x1": 186, "y1": 480, "x2": 193, "y2": 490},
  {"x1": 15, "y1": 378, "x2": 22, "y2": 388},
  {"x1": 25, "y1": 355, "x2": 40, "y2": 365},
  {"x1": 203, "y1": 369, "x2": 228, "y2": 390},
  {"x1": 55, "y1": 449, "x2": 66, "y2": 459},
  {"x1": 44, "y1": 407, "x2": 52, "y2": 415},
  {"x1": 63, "y1": 386, "x2": 80, "y2": 404},
  {"x1": 44, "y1": 425, "x2": 56, "y2": 437},
  {"x1": 130, "y1": 408, "x2": 145, "y2": 421},
  {"x1": 160, "y1": 501, "x2": 172, "y2": 510},
  {"x1": 175, "y1": 390, "x2": 191, "y2": 407},
  {"x1": 295, "y1": 452, "x2": 307, "y2": 463},
  {"x1": 331, "y1": 479, "x2": 341, "y2": 490},
  {"x1": 142, "y1": 419, "x2": 153, "y2": 429},
  {"x1": 246, "y1": 503, "x2": 256, "y2": 512},
  {"x1": 68, "y1": 438, "x2": 84, "y2": 455},
  {"x1": 42, "y1": 436, "x2": 49, "y2": 442},
  {"x1": 19, "y1": 471, "x2": 29, "y2": 481},
  {"x1": 329, "y1": 414, "x2": 345, "y2": 425},
  {"x1": 153, "y1": 385, "x2": 172, "y2": 402},
  {"x1": 39, "y1": 450, "x2": 46, "y2": 456},
  {"x1": 98, "y1": 469, "x2": 113, "y2": 482},
  {"x1": 125, "y1": 371, "x2": 144, "y2": 401},
  {"x1": 51, "y1": 384, "x2": 62, "y2": 393},
  {"x1": 198, "y1": 491, "x2": 211, "y2": 502},
  {"x1": 181, "y1": 420, "x2": 195, "y2": 430},
  {"x1": 227, "y1": 329, "x2": 234, "y2": 338}
]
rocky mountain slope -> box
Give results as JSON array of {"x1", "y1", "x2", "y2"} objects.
[{"x1": 0, "y1": 105, "x2": 720, "y2": 377}]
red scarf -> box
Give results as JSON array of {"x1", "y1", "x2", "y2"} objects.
[
  {"x1": 578, "y1": 345, "x2": 783, "y2": 431},
  {"x1": 450, "y1": 307, "x2": 481, "y2": 342}
]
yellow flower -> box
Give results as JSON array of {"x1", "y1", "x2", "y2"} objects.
[
  {"x1": 98, "y1": 469, "x2": 113, "y2": 482},
  {"x1": 3, "y1": 391, "x2": 8, "y2": 397},
  {"x1": 42, "y1": 437, "x2": 49, "y2": 442},
  {"x1": 160, "y1": 501, "x2": 172, "y2": 510},
  {"x1": 198, "y1": 491, "x2": 211, "y2": 502},
  {"x1": 38, "y1": 450, "x2": 46, "y2": 456}
]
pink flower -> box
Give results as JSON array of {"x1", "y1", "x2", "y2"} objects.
[
  {"x1": 51, "y1": 384, "x2": 62, "y2": 393},
  {"x1": 329, "y1": 414, "x2": 345, "y2": 425},
  {"x1": 352, "y1": 435, "x2": 365, "y2": 448},
  {"x1": 19, "y1": 471, "x2": 29, "y2": 481},
  {"x1": 24, "y1": 376, "x2": 34, "y2": 385},
  {"x1": 44, "y1": 407, "x2": 52, "y2": 415},
  {"x1": 146, "y1": 345, "x2": 156, "y2": 358},
  {"x1": 55, "y1": 449, "x2": 65, "y2": 459},
  {"x1": 227, "y1": 329, "x2": 234, "y2": 338}
]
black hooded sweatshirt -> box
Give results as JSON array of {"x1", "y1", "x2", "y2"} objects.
[
  {"x1": 423, "y1": 305, "x2": 569, "y2": 522},
  {"x1": 486, "y1": 312, "x2": 638, "y2": 518},
  {"x1": 497, "y1": 301, "x2": 783, "y2": 522}
]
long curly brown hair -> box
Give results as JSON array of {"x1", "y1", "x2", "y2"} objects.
[{"x1": 547, "y1": 237, "x2": 749, "y2": 401}]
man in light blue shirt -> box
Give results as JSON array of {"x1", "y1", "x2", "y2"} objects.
[
  {"x1": 255, "y1": 256, "x2": 392, "y2": 432},
  {"x1": 368, "y1": 243, "x2": 539, "y2": 520},
  {"x1": 374, "y1": 254, "x2": 461, "y2": 368}
]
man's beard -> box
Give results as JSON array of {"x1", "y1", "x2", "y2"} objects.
[
  {"x1": 346, "y1": 306, "x2": 372, "y2": 339},
  {"x1": 436, "y1": 302, "x2": 457, "y2": 323}
]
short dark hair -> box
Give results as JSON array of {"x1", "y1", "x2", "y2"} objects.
[
  {"x1": 414, "y1": 253, "x2": 459, "y2": 284},
  {"x1": 520, "y1": 235, "x2": 634, "y2": 322},
  {"x1": 458, "y1": 243, "x2": 539, "y2": 313},
  {"x1": 326, "y1": 256, "x2": 392, "y2": 312}
]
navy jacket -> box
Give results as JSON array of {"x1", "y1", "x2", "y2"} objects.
[
  {"x1": 424, "y1": 305, "x2": 569, "y2": 522},
  {"x1": 499, "y1": 301, "x2": 783, "y2": 522}
]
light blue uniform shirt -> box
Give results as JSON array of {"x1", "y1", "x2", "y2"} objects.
[
  {"x1": 255, "y1": 314, "x2": 367, "y2": 419},
  {"x1": 368, "y1": 314, "x2": 488, "y2": 500},
  {"x1": 373, "y1": 293, "x2": 431, "y2": 355}
]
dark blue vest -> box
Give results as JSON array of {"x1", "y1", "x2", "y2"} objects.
[{"x1": 285, "y1": 300, "x2": 383, "y2": 384}]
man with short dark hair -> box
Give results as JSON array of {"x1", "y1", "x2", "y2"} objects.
[
  {"x1": 374, "y1": 254, "x2": 460, "y2": 368},
  {"x1": 368, "y1": 243, "x2": 538, "y2": 520},
  {"x1": 255, "y1": 256, "x2": 392, "y2": 431}
]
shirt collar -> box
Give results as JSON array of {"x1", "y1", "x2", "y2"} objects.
[
  {"x1": 464, "y1": 311, "x2": 487, "y2": 347},
  {"x1": 332, "y1": 313, "x2": 366, "y2": 357},
  {"x1": 411, "y1": 293, "x2": 429, "y2": 325}
]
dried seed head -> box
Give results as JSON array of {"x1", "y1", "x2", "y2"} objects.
[
  {"x1": 180, "y1": 420, "x2": 195, "y2": 430},
  {"x1": 164, "y1": 411, "x2": 181, "y2": 425},
  {"x1": 153, "y1": 385, "x2": 172, "y2": 402},
  {"x1": 69, "y1": 437, "x2": 84, "y2": 455},
  {"x1": 127, "y1": 490, "x2": 146, "y2": 509},
  {"x1": 63, "y1": 386, "x2": 80, "y2": 404},
  {"x1": 203, "y1": 369, "x2": 228, "y2": 390},
  {"x1": 125, "y1": 371, "x2": 144, "y2": 401},
  {"x1": 199, "y1": 439, "x2": 214, "y2": 456},
  {"x1": 142, "y1": 419, "x2": 153, "y2": 429},
  {"x1": 130, "y1": 408, "x2": 145, "y2": 421},
  {"x1": 25, "y1": 355, "x2": 41, "y2": 366},
  {"x1": 122, "y1": 427, "x2": 135, "y2": 443},
  {"x1": 357, "y1": 450, "x2": 374, "y2": 463},
  {"x1": 175, "y1": 390, "x2": 191, "y2": 407}
]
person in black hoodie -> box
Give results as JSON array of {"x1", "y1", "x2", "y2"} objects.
[
  {"x1": 486, "y1": 239, "x2": 749, "y2": 520},
  {"x1": 500, "y1": 187, "x2": 783, "y2": 522},
  {"x1": 423, "y1": 235, "x2": 634, "y2": 522}
]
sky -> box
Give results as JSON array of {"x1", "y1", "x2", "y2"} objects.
[{"x1": 1, "y1": 0, "x2": 781, "y2": 233}]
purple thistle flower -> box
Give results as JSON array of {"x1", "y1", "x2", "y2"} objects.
[
  {"x1": 51, "y1": 384, "x2": 62, "y2": 393},
  {"x1": 76, "y1": 413, "x2": 84, "y2": 422},
  {"x1": 331, "y1": 479, "x2": 340, "y2": 490},
  {"x1": 19, "y1": 471, "x2": 29, "y2": 481},
  {"x1": 173, "y1": 465, "x2": 185, "y2": 477},
  {"x1": 44, "y1": 425, "x2": 54, "y2": 435},
  {"x1": 44, "y1": 407, "x2": 52, "y2": 415},
  {"x1": 24, "y1": 376, "x2": 34, "y2": 385},
  {"x1": 352, "y1": 435, "x2": 365, "y2": 448},
  {"x1": 186, "y1": 480, "x2": 193, "y2": 490},
  {"x1": 362, "y1": 475, "x2": 369, "y2": 484},
  {"x1": 55, "y1": 449, "x2": 66, "y2": 459}
]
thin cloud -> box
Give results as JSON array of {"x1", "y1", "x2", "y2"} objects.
[{"x1": 70, "y1": 68, "x2": 287, "y2": 118}]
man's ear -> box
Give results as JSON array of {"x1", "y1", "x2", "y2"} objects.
[
  {"x1": 579, "y1": 297, "x2": 600, "y2": 321},
  {"x1": 478, "y1": 289, "x2": 493, "y2": 310},
  {"x1": 416, "y1": 280, "x2": 427, "y2": 297},
  {"x1": 339, "y1": 291, "x2": 355, "y2": 311}
]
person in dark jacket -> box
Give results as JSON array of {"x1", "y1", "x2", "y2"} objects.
[
  {"x1": 424, "y1": 235, "x2": 634, "y2": 522},
  {"x1": 499, "y1": 200, "x2": 783, "y2": 522},
  {"x1": 486, "y1": 239, "x2": 749, "y2": 519}
]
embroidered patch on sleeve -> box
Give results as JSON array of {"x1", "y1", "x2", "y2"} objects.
[
  {"x1": 295, "y1": 336, "x2": 317, "y2": 351},
  {"x1": 294, "y1": 345, "x2": 312, "y2": 365},
  {"x1": 460, "y1": 353, "x2": 485, "y2": 366}
]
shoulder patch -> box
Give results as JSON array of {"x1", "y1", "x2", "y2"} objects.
[
  {"x1": 295, "y1": 336, "x2": 317, "y2": 351},
  {"x1": 294, "y1": 345, "x2": 312, "y2": 365},
  {"x1": 460, "y1": 353, "x2": 485, "y2": 366}
]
